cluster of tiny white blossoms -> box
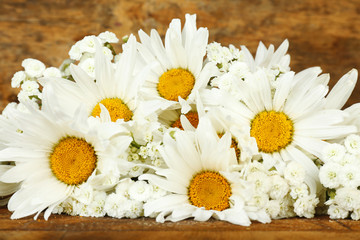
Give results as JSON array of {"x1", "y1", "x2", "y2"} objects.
[
  {"x1": 244, "y1": 161, "x2": 319, "y2": 219},
  {"x1": 8, "y1": 31, "x2": 122, "y2": 112},
  {"x1": 206, "y1": 41, "x2": 290, "y2": 99},
  {"x1": 320, "y1": 134, "x2": 360, "y2": 220},
  {"x1": 53, "y1": 179, "x2": 167, "y2": 218},
  {"x1": 10, "y1": 58, "x2": 61, "y2": 110},
  {"x1": 206, "y1": 42, "x2": 243, "y2": 72},
  {"x1": 66, "y1": 31, "x2": 120, "y2": 78},
  {"x1": 1, "y1": 14, "x2": 360, "y2": 225}
]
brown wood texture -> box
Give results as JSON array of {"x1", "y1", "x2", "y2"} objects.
[
  {"x1": 0, "y1": 207, "x2": 358, "y2": 240},
  {"x1": 1, "y1": 0, "x2": 360, "y2": 239},
  {"x1": 1, "y1": 0, "x2": 360, "y2": 110}
]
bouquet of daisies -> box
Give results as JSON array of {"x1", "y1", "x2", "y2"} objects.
[{"x1": 0, "y1": 14, "x2": 359, "y2": 226}]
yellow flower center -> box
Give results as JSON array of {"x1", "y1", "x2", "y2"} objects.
[
  {"x1": 50, "y1": 137, "x2": 97, "y2": 185},
  {"x1": 158, "y1": 68, "x2": 195, "y2": 101},
  {"x1": 91, "y1": 98, "x2": 133, "y2": 122},
  {"x1": 250, "y1": 111, "x2": 294, "y2": 153},
  {"x1": 171, "y1": 111, "x2": 199, "y2": 130},
  {"x1": 188, "y1": 171, "x2": 231, "y2": 211}
]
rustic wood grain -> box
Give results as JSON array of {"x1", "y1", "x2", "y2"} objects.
[
  {"x1": 1, "y1": 0, "x2": 360, "y2": 110},
  {"x1": 0, "y1": 207, "x2": 359, "y2": 240},
  {"x1": 0, "y1": 0, "x2": 360, "y2": 238}
]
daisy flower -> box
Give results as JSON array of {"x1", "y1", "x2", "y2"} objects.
[
  {"x1": 140, "y1": 117, "x2": 270, "y2": 226},
  {"x1": 0, "y1": 96, "x2": 131, "y2": 220},
  {"x1": 215, "y1": 68, "x2": 357, "y2": 192},
  {"x1": 41, "y1": 35, "x2": 145, "y2": 124},
  {"x1": 157, "y1": 93, "x2": 207, "y2": 131},
  {"x1": 240, "y1": 39, "x2": 290, "y2": 73},
  {"x1": 159, "y1": 96, "x2": 258, "y2": 164},
  {"x1": 137, "y1": 14, "x2": 218, "y2": 115}
]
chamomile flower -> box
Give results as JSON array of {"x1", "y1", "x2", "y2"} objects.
[
  {"x1": 41, "y1": 35, "x2": 145, "y2": 124},
  {"x1": 0, "y1": 98, "x2": 131, "y2": 220},
  {"x1": 156, "y1": 92, "x2": 208, "y2": 132},
  {"x1": 140, "y1": 117, "x2": 270, "y2": 226},
  {"x1": 216, "y1": 68, "x2": 357, "y2": 192},
  {"x1": 240, "y1": 40, "x2": 290, "y2": 73},
  {"x1": 137, "y1": 14, "x2": 218, "y2": 115}
]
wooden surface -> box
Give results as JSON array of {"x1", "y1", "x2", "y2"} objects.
[
  {"x1": 0, "y1": 207, "x2": 358, "y2": 240},
  {"x1": 1, "y1": 0, "x2": 360, "y2": 110},
  {"x1": 1, "y1": 0, "x2": 360, "y2": 239}
]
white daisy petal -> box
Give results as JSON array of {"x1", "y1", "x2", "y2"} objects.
[
  {"x1": 285, "y1": 146, "x2": 319, "y2": 182},
  {"x1": 273, "y1": 72, "x2": 294, "y2": 111},
  {"x1": 293, "y1": 135, "x2": 329, "y2": 158},
  {"x1": 325, "y1": 69, "x2": 358, "y2": 109}
]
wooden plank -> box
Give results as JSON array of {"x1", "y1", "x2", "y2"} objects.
[
  {"x1": 0, "y1": 208, "x2": 359, "y2": 240},
  {"x1": 1, "y1": 0, "x2": 360, "y2": 110}
]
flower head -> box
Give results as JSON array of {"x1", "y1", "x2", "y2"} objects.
[{"x1": 140, "y1": 117, "x2": 270, "y2": 225}]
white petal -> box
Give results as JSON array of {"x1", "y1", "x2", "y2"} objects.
[
  {"x1": 285, "y1": 146, "x2": 319, "y2": 183},
  {"x1": 273, "y1": 71, "x2": 294, "y2": 111},
  {"x1": 139, "y1": 174, "x2": 187, "y2": 194},
  {"x1": 293, "y1": 135, "x2": 329, "y2": 158},
  {"x1": 143, "y1": 194, "x2": 188, "y2": 216},
  {"x1": 192, "y1": 208, "x2": 213, "y2": 221},
  {"x1": 325, "y1": 69, "x2": 358, "y2": 109}
]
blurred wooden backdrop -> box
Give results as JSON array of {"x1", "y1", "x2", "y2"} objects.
[{"x1": 1, "y1": 0, "x2": 360, "y2": 111}]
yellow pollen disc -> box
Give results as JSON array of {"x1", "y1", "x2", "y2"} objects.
[
  {"x1": 91, "y1": 98, "x2": 133, "y2": 122},
  {"x1": 50, "y1": 137, "x2": 97, "y2": 185},
  {"x1": 218, "y1": 133, "x2": 241, "y2": 160},
  {"x1": 171, "y1": 111, "x2": 199, "y2": 130},
  {"x1": 158, "y1": 68, "x2": 195, "y2": 101},
  {"x1": 250, "y1": 110, "x2": 294, "y2": 153},
  {"x1": 188, "y1": 171, "x2": 231, "y2": 211}
]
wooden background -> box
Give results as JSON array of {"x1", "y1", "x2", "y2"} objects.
[
  {"x1": 1, "y1": 0, "x2": 360, "y2": 239},
  {"x1": 1, "y1": 0, "x2": 360, "y2": 110}
]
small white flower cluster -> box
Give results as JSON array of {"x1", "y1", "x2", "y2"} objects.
[
  {"x1": 138, "y1": 142, "x2": 165, "y2": 168},
  {"x1": 207, "y1": 41, "x2": 290, "y2": 99},
  {"x1": 10, "y1": 59, "x2": 62, "y2": 109},
  {"x1": 320, "y1": 135, "x2": 360, "y2": 220},
  {"x1": 206, "y1": 42, "x2": 243, "y2": 72},
  {"x1": 245, "y1": 161, "x2": 319, "y2": 219},
  {"x1": 67, "y1": 31, "x2": 119, "y2": 78},
  {"x1": 53, "y1": 179, "x2": 168, "y2": 219},
  {"x1": 210, "y1": 61, "x2": 251, "y2": 99}
]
